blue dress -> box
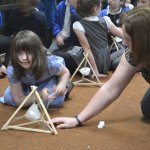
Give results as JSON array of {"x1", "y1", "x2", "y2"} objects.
[{"x1": 0, "y1": 55, "x2": 66, "y2": 108}]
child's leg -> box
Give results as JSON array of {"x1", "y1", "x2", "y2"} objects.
[
  {"x1": 1, "y1": 86, "x2": 17, "y2": 106},
  {"x1": 141, "y1": 87, "x2": 150, "y2": 119},
  {"x1": 1, "y1": 85, "x2": 30, "y2": 106}
]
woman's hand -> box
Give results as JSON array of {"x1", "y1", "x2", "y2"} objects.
[
  {"x1": 50, "y1": 117, "x2": 79, "y2": 129},
  {"x1": 91, "y1": 72, "x2": 107, "y2": 78}
]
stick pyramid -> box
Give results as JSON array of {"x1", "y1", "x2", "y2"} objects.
[
  {"x1": 1, "y1": 85, "x2": 57, "y2": 134},
  {"x1": 70, "y1": 52, "x2": 103, "y2": 87}
]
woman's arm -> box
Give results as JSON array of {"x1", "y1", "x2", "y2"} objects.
[
  {"x1": 77, "y1": 54, "x2": 137, "y2": 122},
  {"x1": 51, "y1": 53, "x2": 137, "y2": 128}
]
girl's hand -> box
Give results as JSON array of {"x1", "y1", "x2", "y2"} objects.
[
  {"x1": 50, "y1": 117, "x2": 79, "y2": 129},
  {"x1": 54, "y1": 84, "x2": 67, "y2": 96},
  {"x1": 0, "y1": 65, "x2": 7, "y2": 76},
  {"x1": 41, "y1": 88, "x2": 56, "y2": 101}
]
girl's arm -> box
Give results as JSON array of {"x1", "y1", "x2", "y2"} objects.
[
  {"x1": 109, "y1": 24, "x2": 123, "y2": 39},
  {"x1": 55, "y1": 64, "x2": 70, "y2": 96},
  {"x1": 10, "y1": 82, "x2": 37, "y2": 107},
  {"x1": 73, "y1": 29, "x2": 101, "y2": 77},
  {"x1": 52, "y1": 53, "x2": 137, "y2": 128},
  {"x1": 40, "y1": 64, "x2": 70, "y2": 100}
]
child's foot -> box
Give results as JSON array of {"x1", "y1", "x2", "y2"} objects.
[{"x1": 65, "y1": 82, "x2": 74, "y2": 100}]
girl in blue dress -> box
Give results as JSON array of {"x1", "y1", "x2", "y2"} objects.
[{"x1": 0, "y1": 30, "x2": 71, "y2": 108}]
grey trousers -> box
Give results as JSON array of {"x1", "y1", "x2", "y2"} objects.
[{"x1": 110, "y1": 48, "x2": 124, "y2": 71}]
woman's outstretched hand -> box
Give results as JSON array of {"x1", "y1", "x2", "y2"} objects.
[{"x1": 48, "y1": 117, "x2": 79, "y2": 129}]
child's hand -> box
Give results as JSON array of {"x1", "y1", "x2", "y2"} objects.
[
  {"x1": 54, "y1": 84, "x2": 67, "y2": 96},
  {"x1": 41, "y1": 88, "x2": 56, "y2": 101},
  {"x1": 0, "y1": 65, "x2": 7, "y2": 77},
  {"x1": 56, "y1": 34, "x2": 64, "y2": 46}
]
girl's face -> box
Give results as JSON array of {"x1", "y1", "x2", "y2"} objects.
[
  {"x1": 137, "y1": 0, "x2": 150, "y2": 7},
  {"x1": 122, "y1": 25, "x2": 132, "y2": 49},
  {"x1": 17, "y1": 51, "x2": 33, "y2": 70}
]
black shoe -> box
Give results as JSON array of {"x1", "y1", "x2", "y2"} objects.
[{"x1": 65, "y1": 82, "x2": 74, "y2": 100}]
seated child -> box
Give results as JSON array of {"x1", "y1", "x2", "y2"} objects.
[
  {"x1": 56, "y1": 0, "x2": 123, "y2": 76},
  {"x1": 49, "y1": 0, "x2": 80, "y2": 52},
  {"x1": 0, "y1": 30, "x2": 73, "y2": 108}
]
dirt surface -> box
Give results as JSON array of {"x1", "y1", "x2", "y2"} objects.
[{"x1": 0, "y1": 73, "x2": 150, "y2": 150}]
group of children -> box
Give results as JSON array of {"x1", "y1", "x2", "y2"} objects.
[{"x1": 0, "y1": 0, "x2": 150, "y2": 126}]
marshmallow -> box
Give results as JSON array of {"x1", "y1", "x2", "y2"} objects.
[{"x1": 97, "y1": 121, "x2": 105, "y2": 129}]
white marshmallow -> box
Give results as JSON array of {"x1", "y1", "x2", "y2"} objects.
[{"x1": 97, "y1": 121, "x2": 105, "y2": 128}]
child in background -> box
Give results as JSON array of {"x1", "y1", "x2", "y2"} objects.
[
  {"x1": 0, "y1": 30, "x2": 72, "y2": 108},
  {"x1": 0, "y1": 12, "x2": 7, "y2": 77},
  {"x1": 3, "y1": 0, "x2": 46, "y2": 39},
  {"x1": 124, "y1": 0, "x2": 134, "y2": 9},
  {"x1": 137, "y1": 0, "x2": 150, "y2": 6},
  {"x1": 100, "y1": 0, "x2": 132, "y2": 71},
  {"x1": 1, "y1": 0, "x2": 46, "y2": 67},
  {"x1": 49, "y1": 0, "x2": 80, "y2": 52},
  {"x1": 37, "y1": 0, "x2": 56, "y2": 48},
  {"x1": 100, "y1": 0, "x2": 132, "y2": 27},
  {"x1": 72, "y1": 0, "x2": 123, "y2": 76}
]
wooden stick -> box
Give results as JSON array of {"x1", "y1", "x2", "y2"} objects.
[
  {"x1": 12, "y1": 120, "x2": 42, "y2": 127},
  {"x1": 7, "y1": 126, "x2": 52, "y2": 134},
  {"x1": 1, "y1": 86, "x2": 37, "y2": 130},
  {"x1": 83, "y1": 53, "x2": 103, "y2": 85},
  {"x1": 10, "y1": 115, "x2": 25, "y2": 124},
  {"x1": 35, "y1": 91, "x2": 57, "y2": 135},
  {"x1": 111, "y1": 36, "x2": 119, "y2": 51},
  {"x1": 74, "y1": 82, "x2": 101, "y2": 86},
  {"x1": 70, "y1": 53, "x2": 88, "y2": 81}
]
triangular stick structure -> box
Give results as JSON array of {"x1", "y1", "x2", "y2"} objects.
[
  {"x1": 1, "y1": 86, "x2": 57, "y2": 135},
  {"x1": 109, "y1": 36, "x2": 124, "y2": 52},
  {"x1": 70, "y1": 52, "x2": 103, "y2": 87}
]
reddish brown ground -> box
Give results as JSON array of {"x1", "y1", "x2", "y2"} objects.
[{"x1": 0, "y1": 73, "x2": 149, "y2": 150}]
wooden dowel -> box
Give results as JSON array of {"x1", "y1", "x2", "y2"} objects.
[
  {"x1": 1, "y1": 87, "x2": 37, "y2": 130},
  {"x1": 7, "y1": 126, "x2": 52, "y2": 134},
  {"x1": 13, "y1": 120, "x2": 42, "y2": 127},
  {"x1": 70, "y1": 53, "x2": 88, "y2": 81},
  {"x1": 35, "y1": 91, "x2": 57, "y2": 135}
]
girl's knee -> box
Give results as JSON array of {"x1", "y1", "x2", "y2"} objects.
[{"x1": 3, "y1": 87, "x2": 16, "y2": 106}]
